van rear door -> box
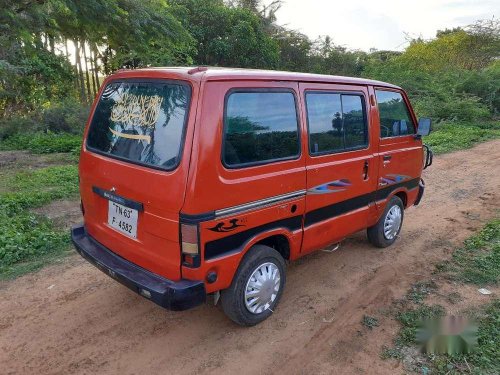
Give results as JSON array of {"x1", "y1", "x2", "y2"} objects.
[{"x1": 79, "y1": 78, "x2": 196, "y2": 281}]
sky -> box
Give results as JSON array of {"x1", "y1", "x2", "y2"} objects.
[{"x1": 267, "y1": 0, "x2": 499, "y2": 51}]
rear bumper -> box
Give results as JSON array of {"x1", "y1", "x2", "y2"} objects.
[
  {"x1": 414, "y1": 178, "x2": 425, "y2": 206},
  {"x1": 71, "y1": 224, "x2": 206, "y2": 311}
]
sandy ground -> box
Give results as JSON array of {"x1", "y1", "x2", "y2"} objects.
[{"x1": 1, "y1": 140, "x2": 499, "y2": 375}]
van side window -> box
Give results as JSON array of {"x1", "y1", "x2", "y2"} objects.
[
  {"x1": 223, "y1": 91, "x2": 300, "y2": 167},
  {"x1": 306, "y1": 92, "x2": 368, "y2": 155},
  {"x1": 375, "y1": 90, "x2": 415, "y2": 138}
]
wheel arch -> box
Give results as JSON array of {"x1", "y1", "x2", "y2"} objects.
[
  {"x1": 204, "y1": 227, "x2": 296, "y2": 293},
  {"x1": 372, "y1": 188, "x2": 409, "y2": 225},
  {"x1": 394, "y1": 190, "x2": 408, "y2": 208},
  {"x1": 242, "y1": 228, "x2": 294, "y2": 261}
]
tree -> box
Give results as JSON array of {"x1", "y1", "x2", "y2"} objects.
[
  {"x1": 274, "y1": 28, "x2": 312, "y2": 72},
  {"x1": 172, "y1": 0, "x2": 279, "y2": 68},
  {"x1": 309, "y1": 36, "x2": 367, "y2": 76},
  {"x1": 0, "y1": 0, "x2": 76, "y2": 115}
]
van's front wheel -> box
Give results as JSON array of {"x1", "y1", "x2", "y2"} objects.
[
  {"x1": 367, "y1": 196, "x2": 404, "y2": 248},
  {"x1": 221, "y1": 245, "x2": 286, "y2": 326}
]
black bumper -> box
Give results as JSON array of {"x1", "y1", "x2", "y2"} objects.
[
  {"x1": 414, "y1": 178, "x2": 425, "y2": 206},
  {"x1": 71, "y1": 224, "x2": 206, "y2": 311}
]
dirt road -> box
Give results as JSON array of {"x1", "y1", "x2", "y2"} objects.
[{"x1": 1, "y1": 140, "x2": 499, "y2": 375}]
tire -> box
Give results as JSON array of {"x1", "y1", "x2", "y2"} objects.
[
  {"x1": 221, "y1": 245, "x2": 286, "y2": 326},
  {"x1": 367, "y1": 196, "x2": 404, "y2": 248}
]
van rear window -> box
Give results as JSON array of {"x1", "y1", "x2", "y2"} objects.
[{"x1": 86, "y1": 80, "x2": 191, "y2": 170}]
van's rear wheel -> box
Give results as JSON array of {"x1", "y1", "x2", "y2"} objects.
[
  {"x1": 367, "y1": 196, "x2": 404, "y2": 248},
  {"x1": 221, "y1": 245, "x2": 286, "y2": 326}
]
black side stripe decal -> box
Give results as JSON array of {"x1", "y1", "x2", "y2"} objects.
[
  {"x1": 304, "y1": 191, "x2": 371, "y2": 227},
  {"x1": 304, "y1": 178, "x2": 420, "y2": 227},
  {"x1": 205, "y1": 216, "x2": 302, "y2": 260},
  {"x1": 204, "y1": 178, "x2": 419, "y2": 260}
]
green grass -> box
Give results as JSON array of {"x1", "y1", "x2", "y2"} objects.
[
  {"x1": 0, "y1": 248, "x2": 74, "y2": 280},
  {"x1": 425, "y1": 121, "x2": 500, "y2": 154},
  {"x1": 0, "y1": 165, "x2": 79, "y2": 212},
  {"x1": 0, "y1": 165, "x2": 79, "y2": 279},
  {"x1": 430, "y1": 300, "x2": 500, "y2": 375},
  {"x1": 381, "y1": 218, "x2": 500, "y2": 374},
  {"x1": 437, "y1": 219, "x2": 499, "y2": 285},
  {"x1": 0, "y1": 211, "x2": 71, "y2": 274},
  {"x1": 407, "y1": 280, "x2": 438, "y2": 304},
  {"x1": 0, "y1": 132, "x2": 82, "y2": 154},
  {"x1": 362, "y1": 315, "x2": 380, "y2": 329},
  {"x1": 396, "y1": 304, "x2": 446, "y2": 346}
]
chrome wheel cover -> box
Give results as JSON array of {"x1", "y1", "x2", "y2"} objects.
[
  {"x1": 244, "y1": 262, "x2": 280, "y2": 314},
  {"x1": 383, "y1": 205, "x2": 402, "y2": 240}
]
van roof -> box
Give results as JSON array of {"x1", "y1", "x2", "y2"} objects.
[{"x1": 118, "y1": 66, "x2": 401, "y2": 89}]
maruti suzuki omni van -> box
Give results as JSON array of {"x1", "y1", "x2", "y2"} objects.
[{"x1": 72, "y1": 67, "x2": 432, "y2": 326}]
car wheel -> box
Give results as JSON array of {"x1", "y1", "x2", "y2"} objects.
[
  {"x1": 221, "y1": 245, "x2": 286, "y2": 326},
  {"x1": 367, "y1": 195, "x2": 404, "y2": 248}
]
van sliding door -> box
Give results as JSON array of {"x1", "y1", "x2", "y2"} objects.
[{"x1": 299, "y1": 83, "x2": 378, "y2": 254}]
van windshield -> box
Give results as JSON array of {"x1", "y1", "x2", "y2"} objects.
[{"x1": 86, "y1": 80, "x2": 191, "y2": 170}]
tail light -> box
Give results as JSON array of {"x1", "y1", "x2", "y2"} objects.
[{"x1": 181, "y1": 223, "x2": 200, "y2": 267}]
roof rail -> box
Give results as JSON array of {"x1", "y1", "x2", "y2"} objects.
[{"x1": 188, "y1": 66, "x2": 208, "y2": 75}]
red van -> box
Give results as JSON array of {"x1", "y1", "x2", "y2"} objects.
[{"x1": 72, "y1": 67, "x2": 432, "y2": 326}]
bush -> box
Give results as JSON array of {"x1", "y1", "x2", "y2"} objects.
[
  {"x1": 0, "y1": 132, "x2": 82, "y2": 154},
  {"x1": 425, "y1": 121, "x2": 500, "y2": 154},
  {"x1": 0, "y1": 115, "x2": 39, "y2": 140},
  {"x1": 414, "y1": 94, "x2": 491, "y2": 122},
  {"x1": 41, "y1": 99, "x2": 90, "y2": 134},
  {"x1": 0, "y1": 100, "x2": 89, "y2": 141},
  {"x1": 0, "y1": 210, "x2": 69, "y2": 267},
  {"x1": 457, "y1": 60, "x2": 500, "y2": 114}
]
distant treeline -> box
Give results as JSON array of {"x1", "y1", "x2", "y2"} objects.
[{"x1": 0, "y1": 0, "x2": 498, "y2": 138}]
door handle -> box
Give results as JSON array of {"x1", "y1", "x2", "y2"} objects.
[
  {"x1": 383, "y1": 155, "x2": 392, "y2": 161},
  {"x1": 363, "y1": 160, "x2": 369, "y2": 180}
]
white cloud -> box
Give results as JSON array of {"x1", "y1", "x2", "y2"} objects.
[{"x1": 269, "y1": 0, "x2": 499, "y2": 50}]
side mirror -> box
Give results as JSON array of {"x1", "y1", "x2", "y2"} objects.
[{"x1": 416, "y1": 118, "x2": 432, "y2": 137}]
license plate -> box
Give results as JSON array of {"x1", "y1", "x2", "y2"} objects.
[{"x1": 108, "y1": 201, "x2": 138, "y2": 238}]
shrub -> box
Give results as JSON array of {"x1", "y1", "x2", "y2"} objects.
[
  {"x1": 457, "y1": 61, "x2": 500, "y2": 114},
  {"x1": 425, "y1": 121, "x2": 500, "y2": 154},
  {"x1": 0, "y1": 100, "x2": 89, "y2": 141},
  {"x1": 0, "y1": 132, "x2": 82, "y2": 154},
  {"x1": 0, "y1": 210, "x2": 69, "y2": 267},
  {"x1": 414, "y1": 94, "x2": 491, "y2": 122},
  {"x1": 0, "y1": 115, "x2": 39, "y2": 140},
  {"x1": 41, "y1": 99, "x2": 90, "y2": 134}
]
